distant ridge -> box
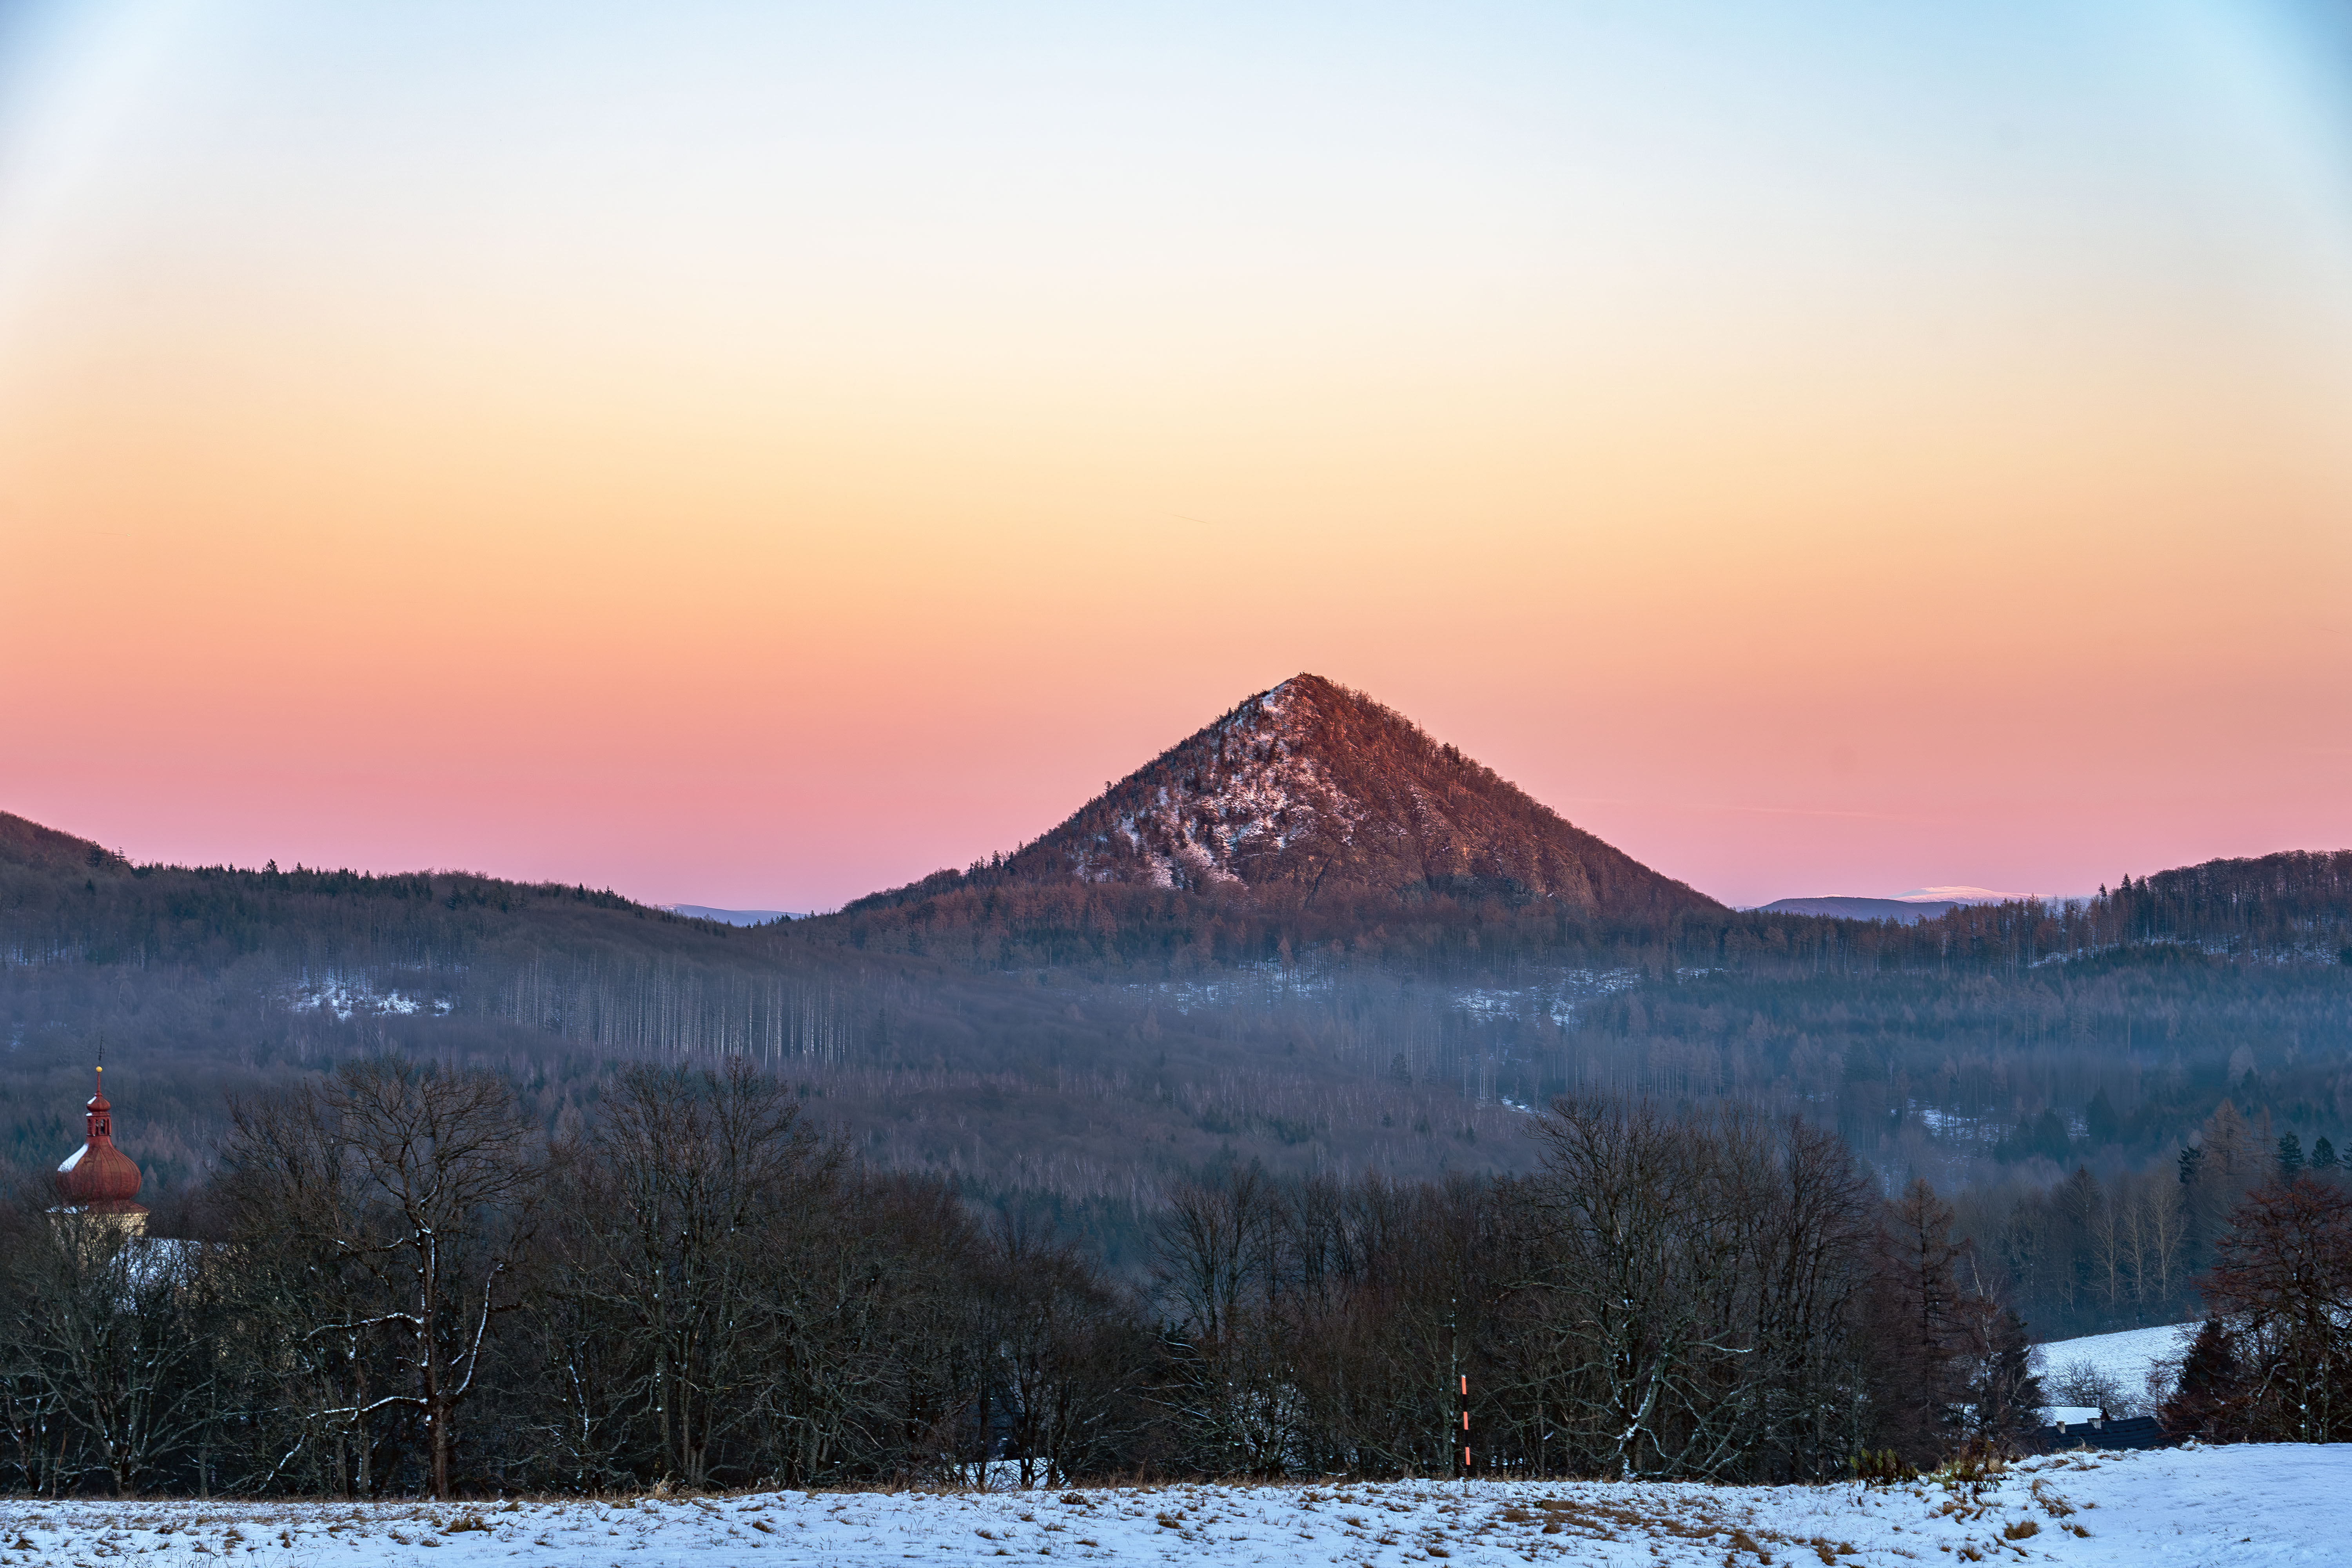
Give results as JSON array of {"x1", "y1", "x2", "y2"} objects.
[
  {"x1": 664, "y1": 904, "x2": 797, "y2": 926},
  {"x1": 1753, "y1": 896, "x2": 1962, "y2": 923}
]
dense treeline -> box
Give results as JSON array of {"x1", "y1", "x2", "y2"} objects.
[
  {"x1": 14, "y1": 847, "x2": 2346, "y2": 1228},
  {"x1": 1955, "y1": 1097, "x2": 2352, "y2": 1342},
  {"x1": 2, "y1": 1060, "x2": 1151, "y2": 1498},
  {"x1": 801, "y1": 849, "x2": 2352, "y2": 980},
  {"x1": 29, "y1": 818, "x2": 2333, "y2": 1005},
  {"x1": 1, "y1": 811, "x2": 1564, "y2": 1196},
  {"x1": 792, "y1": 872, "x2": 1692, "y2": 976},
  {"x1": 3, "y1": 1064, "x2": 2046, "y2": 1498},
  {"x1": 6, "y1": 808, "x2": 2349, "y2": 1359},
  {"x1": 1690, "y1": 853, "x2": 2352, "y2": 977},
  {"x1": 1149, "y1": 1100, "x2": 2037, "y2": 1483}
]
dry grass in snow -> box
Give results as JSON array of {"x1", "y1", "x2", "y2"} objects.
[{"x1": 1, "y1": 1443, "x2": 2344, "y2": 1566}]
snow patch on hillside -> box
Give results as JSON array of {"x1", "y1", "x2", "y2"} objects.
[
  {"x1": 1068, "y1": 679, "x2": 1368, "y2": 888},
  {"x1": 4, "y1": 1446, "x2": 2345, "y2": 1566},
  {"x1": 1453, "y1": 969, "x2": 1642, "y2": 1025},
  {"x1": 2035, "y1": 1321, "x2": 2200, "y2": 1414},
  {"x1": 281, "y1": 974, "x2": 454, "y2": 1021}
]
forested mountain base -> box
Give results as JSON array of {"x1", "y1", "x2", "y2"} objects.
[{"x1": 3, "y1": 807, "x2": 2348, "y2": 1341}]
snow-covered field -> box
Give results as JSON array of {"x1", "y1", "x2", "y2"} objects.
[
  {"x1": 2035, "y1": 1321, "x2": 2199, "y2": 1412},
  {"x1": 2, "y1": 1446, "x2": 2343, "y2": 1566}
]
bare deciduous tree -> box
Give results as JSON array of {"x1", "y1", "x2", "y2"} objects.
[
  {"x1": 2200, "y1": 1177, "x2": 2352, "y2": 1442},
  {"x1": 0, "y1": 1209, "x2": 219, "y2": 1495},
  {"x1": 549, "y1": 1060, "x2": 827, "y2": 1488},
  {"x1": 222, "y1": 1058, "x2": 537, "y2": 1499}
]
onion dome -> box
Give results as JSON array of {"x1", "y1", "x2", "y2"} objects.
[{"x1": 54, "y1": 1066, "x2": 147, "y2": 1214}]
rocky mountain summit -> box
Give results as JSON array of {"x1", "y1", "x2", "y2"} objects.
[{"x1": 979, "y1": 674, "x2": 1715, "y2": 922}]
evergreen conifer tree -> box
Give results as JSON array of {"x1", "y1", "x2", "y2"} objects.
[
  {"x1": 2279, "y1": 1132, "x2": 2305, "y2": 1183},
  {"x1": 2312, "y1": 1136, "x2": 2339, "y2": 1172},
  {"x1": 2160, "y1": 1319, "x2": 2242, "y2": 1440}
]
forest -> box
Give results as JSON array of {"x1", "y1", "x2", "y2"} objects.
[
  {"x1": 3, "y1": 806, "x2": 2349, "y2": 1346},
  {"x1": 9, "y1": 1059, "x2": 2347, "y2": 1499},
  {"x1": 0, "y1": 1060, "x2": 2033, "y2": 1496}
]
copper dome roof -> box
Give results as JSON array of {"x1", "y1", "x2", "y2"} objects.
[{"x1": 54, "y1": 1071, "x2": 146, "y2": 1213}]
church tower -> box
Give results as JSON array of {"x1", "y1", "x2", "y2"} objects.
[{"x1": 54, "y1": 1063, "x2": 149, "y2": 1233}]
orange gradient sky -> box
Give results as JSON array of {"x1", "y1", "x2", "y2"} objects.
[{"x1": 3, "y1": 1, "x2": 2349, "y2": 910}]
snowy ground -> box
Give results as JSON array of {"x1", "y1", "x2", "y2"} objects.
[{"x1": 2, "y1": 1445, "x2": 2343, "y2": 1566}]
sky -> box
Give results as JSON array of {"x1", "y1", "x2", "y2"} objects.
[{"x1": 1, "y1": 0, "x2": 2348, "y2": 912}]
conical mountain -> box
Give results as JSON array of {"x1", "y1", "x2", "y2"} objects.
[{"x1": 985, "y1": 674, "x2": 1716, "y2": 922}]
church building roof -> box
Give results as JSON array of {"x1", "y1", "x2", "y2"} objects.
[{"x1": 54, "y1": 1065, "x2": 148, "y2": 1215}]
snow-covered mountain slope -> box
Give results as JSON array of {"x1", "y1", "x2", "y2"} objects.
[
  {"x1": 4, "y1": 1447, "x2": 2342, "y2": 1566},
  {"x1": 994, "y1": 673, "x2": 1716, "y2": 920}
]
